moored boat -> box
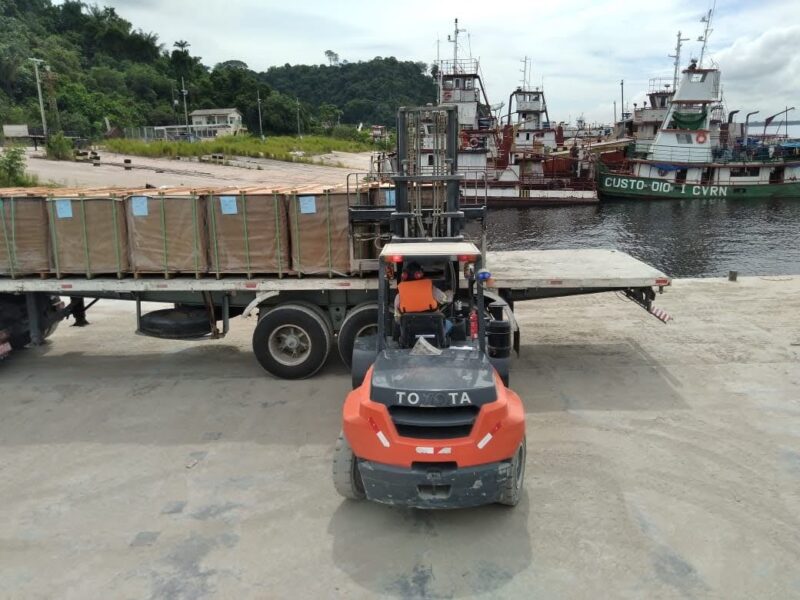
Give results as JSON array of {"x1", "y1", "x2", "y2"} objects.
[{"x1": 598, "y1": 61, "x2": 800, "y2": 201}]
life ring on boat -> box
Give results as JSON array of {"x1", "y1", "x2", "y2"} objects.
[
  {"x1": 469, "y1": 137, "x2": 480, "y2": 148},
  {"x1": 696, "y1": 131, "x2": 707, "y2": 144},
  {"x1": 442, "y1": 91, "x2": 452, "y2": 102}
]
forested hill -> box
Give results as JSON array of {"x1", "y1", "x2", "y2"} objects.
[{"x1": 0, "y1": 0, "x2": 436, "y2": 138}]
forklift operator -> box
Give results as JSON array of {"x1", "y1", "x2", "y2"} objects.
[{"x1": 394, "y1": 261, "x2": 452, "y2": 319}]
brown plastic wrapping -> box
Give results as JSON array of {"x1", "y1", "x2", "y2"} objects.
[
  {"x1": 125, "y1": 189, "x2": 208, "y2": 276},
  {"x1": 207, "y1": 188, "x2": 289, "y2": 277},
  {"x1": 47, "y1": 191, "x2": 129, "y2": 277},
  {"x1": 0, "y1": 189, "x2": 50, "y2": 276},
  {"x1": 287, "y1": 188, "x2": 351, "y2": 276}
]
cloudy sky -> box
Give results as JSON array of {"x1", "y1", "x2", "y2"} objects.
[{"x1": 102, "y1": 0, "x2": 800, "y2": 125}]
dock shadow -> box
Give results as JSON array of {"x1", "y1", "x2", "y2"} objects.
[
  {"x1": 514, "y1": 340, "x2": 687, "y2": 412},
  {"x1": 328, "y1": 494, "x2": 531, "y2": 598}
]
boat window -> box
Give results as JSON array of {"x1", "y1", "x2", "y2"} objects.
[
  {"x1": 690, "y1": 73, "x2": 706, "y2": 83},
  {"x1": 676, "y1": 133, "x2": 693, "y2": 144},
  {"x1": 464, "y1": 79, "x2": 473, "y2": 90},
  {"x1": 455, "y1": 78, "x2": 461, "y2": 89},
  {"x1": 675, "y1": 169, "x2": 687, "y2": 183},
  {"x1": 526, "y1": 133, "x2": 530, "y2": 141},
  {"x1": 730, "y1": 167, "x2": 760, "y2": 177},
  {"x1": 427, "y1": 154, "x2": 434, "y2": 166}
]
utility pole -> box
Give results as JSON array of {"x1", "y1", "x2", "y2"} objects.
[
  {"x1": 29, "y1": 58, "x2": 48, "y2": 138},
  {"x1": 620, "y1": 79, "x2": 625, "y2": 131},
  {"x1": 296, "y1": 98, "x2": 301, "y2": 137},
  {"x1": 257, "y1": 89, "x2": 264, "y2": 140},
  {"x1": 613, "y1": 101, "x2": 617, "y2": 130},
  {"x1": 180, "y1": 77, "x2": 189, "y2": 130},
  {"x1": 668, "y1": 31, "x2": 690, "y2": 91}
]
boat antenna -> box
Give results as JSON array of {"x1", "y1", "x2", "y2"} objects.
[
  {"x1": 668, "y1": 30, "x2": 690, "y2": 90},
  {"x1": 697, "y1": 1, "x2": 715, "y2": 67},
  {"x1": 447, "y1": 18, "x2": 465, "y2": 71},
  {"x1": 519, "y1": 56, "x2": 530, "y2": 89}
]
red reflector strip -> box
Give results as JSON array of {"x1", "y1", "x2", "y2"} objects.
[
  {"x1": 244, "y1": 282, "x2": 257, "y2": 289},
  {"x1": 549, "y1": 279, "x2": 563, "y2": 285},
  {"x1": 655, "y1": 278, "x2": 670, "y2": 286},
  {"x1": 60, "y1": 284, "x2": 73, "y2": 289}
]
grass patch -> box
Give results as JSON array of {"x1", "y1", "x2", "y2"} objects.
[
  {"x1": 0, "y1": 146, "x2": 39, "y2": 187},
  {"x1": 104, "y1": 134, "x2": 373, "y2": 163}
]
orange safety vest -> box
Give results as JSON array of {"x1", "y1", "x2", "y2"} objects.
[{"x1": 397, "y1": 279, "x2": 438, "y2": 313}]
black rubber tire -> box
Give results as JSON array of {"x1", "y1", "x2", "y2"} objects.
[
  {"x1": 252, "y1": 303, "x2": 331, "y2": 379},
  {"x1": 0, "y1": 294, "x2": 60, "y2": 349},
  {"x1": 332, "y1": 432, "x2": 365, "y2": 500},
  {"x1": 337, "y1": 303, "x2": 379, "y2": 368},
  {"x1": 497, "y1": 437, "x2": 526, "y2": 507},
  {"x1": 139, "y1": 307, "x2": 212, "y2": 339}
]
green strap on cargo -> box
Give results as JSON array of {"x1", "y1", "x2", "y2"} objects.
[
  {"x1": 273, "y1": 192, "x2": 283, "y2": 277},
  {"x1": 79, "y1": 195, "x2": 92, "y2": 278},
  {"x1": 209, "y1": 194, "x2": 220, "y2": 277},
  {"x1": 0, "y1": 198, "x2": 16, "y2": 277},
  {"x1": 325, "y1": 189, "x2": 333, "y2": 277},
  {"x1": 293, "y1": 193, "x2": 301, "y2": 276},
  {"x1": 47, "y1": 195, "x2": 61, "y2": 278},
  {"x1": 110, "y1": 196, "x2": 122, "y2": 278},
  {"x1": 191, "y1": 193, "x2": 200, "y2": 277},
  {"x1": 241, "y1": 192, "x2": 251, "y2": 278},
  {"x1": 159, "y1": 193, "x2": 168, "y2": 275}
]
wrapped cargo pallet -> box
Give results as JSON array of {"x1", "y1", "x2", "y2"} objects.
[
  {"x1": 47, "y1": 189, "x2": 129, "y2": 278},
  {"x1": 0, "y1": 188, "x2": 50, "y2": 277},
  {"x1": 125, "y1": 189, "x2": 208, "y2": 277},
  {"x1": 206, "y1": 188, "x2": 289, "y2": 277},
  {"x1": 287, "y1": 187, "x2": 350, "y2": 276}
]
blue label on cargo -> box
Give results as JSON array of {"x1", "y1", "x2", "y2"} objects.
[
  {"x1": 55, "y1": 199, "x2": 72, "y2": 219},
  {"x1": 384, "y1": 189, "x2": 396, "y2": 207},
  {"x1": 219, "y1": 195, "x2": 238, "y2": 215},
  {"x1": 299, "y1": 195, "x2": 316, "y2": 214},
  {"x1": 131, "y1": 196, "x2": 149, "y2": 216}
]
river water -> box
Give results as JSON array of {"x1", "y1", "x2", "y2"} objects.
[{"x1": 485, "y1": 196, "x2": 800, "y2": 278}]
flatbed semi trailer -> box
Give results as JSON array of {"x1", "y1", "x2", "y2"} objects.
[{"x1": 0, "y1": 248, "x2": 670, "y2": 379}]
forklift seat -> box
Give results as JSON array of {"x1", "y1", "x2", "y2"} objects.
[{"x1": 399, "y1": 312, "x2": 447, "y2": 348}]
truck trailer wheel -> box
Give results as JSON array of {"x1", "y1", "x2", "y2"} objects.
[
  {"x1": 497, "y1": 437, "x2": 526, "y2": 507},
  {"x1": 337, "y1": 302, "x2": 378, "y2": 368},
  {"x1": 252, "y1": 303, "x2": 331, "y2": 379},
  {"x1": 0, "y1": 294, "x2": 60, "y2": 349},
  {"x1": 332, "y1": 432, "x2": 365, "y2": 500}
]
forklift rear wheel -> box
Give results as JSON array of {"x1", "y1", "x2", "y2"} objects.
[
  {"x1": 332, "y1": 432, "x2": 365, "y2": 500},
  {"x1": 252, "y1": 303, "x2": 331, "y2": 379},
  {"x1": 497, "y1": 437, "x2": 526, "y2": 507},
  {"x1": 337, "y1": 302, "x2": 378, "y2": 368}
]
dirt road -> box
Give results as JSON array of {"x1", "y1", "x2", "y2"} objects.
[{"x1": 24, "y1": 148, "x2": 372, "y2": 189}]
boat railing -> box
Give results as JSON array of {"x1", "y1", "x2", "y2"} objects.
[
  {"x1": 518, "y1": 175, "x2": 596, "y2": 191},
  {"x1": 631, "y1": 144, "x2": 796, "y2": 164}
]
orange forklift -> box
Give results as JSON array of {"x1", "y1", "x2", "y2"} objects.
[{"x1": 332, "y1": 106, "x2": 526, "y2": 508}]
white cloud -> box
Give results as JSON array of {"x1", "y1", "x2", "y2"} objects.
[{"x1": 98, "y1": 0, "x2": 800, "y2": 124}]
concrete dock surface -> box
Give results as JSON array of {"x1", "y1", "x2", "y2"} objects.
[{"x1": 1, "y1": 276, "x2": 799, "y2": 599}]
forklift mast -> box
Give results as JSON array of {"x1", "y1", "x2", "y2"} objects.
[{"x1": 391, "y1": 106, "x2": 466, "y2": 240}]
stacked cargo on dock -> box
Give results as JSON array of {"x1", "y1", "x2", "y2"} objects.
[
  {"x1": 47, "y1": 188, "x2": 128, "y2": 278},
  {"x1": 0, "y1": 188, "x2": 50, "y2": 277},
  {"x1": 125, "y1": 188, "x2": 209, "y2": 277},
  {"x1": 206, "y1": 187, "x2": 290, "y2": 278}
]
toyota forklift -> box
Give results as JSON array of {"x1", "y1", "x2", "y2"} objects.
[{"x1": 332, "y1": 106, "x2": 526, "y2": 508}]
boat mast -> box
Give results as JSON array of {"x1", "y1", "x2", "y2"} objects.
[
  {"x1": 519, "y1": 56, "x2": 530, "y2": 89},
  {"x1": 448, "y1": 18, "x2": 465, "y2": 71},
  {"x1": 697, "y1": 1, "x2": 715, "y2": 67},
  {"x1": 668, "y1": 31, "x2": 690, "y2": 90}
]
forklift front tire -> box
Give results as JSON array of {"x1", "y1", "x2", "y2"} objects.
[
  {"x1": 332, "y1": 432, "x2": 365, "y2": 500},
  {"x1": 497, "y1": 437, "x2": 526, "y2": 507}
]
